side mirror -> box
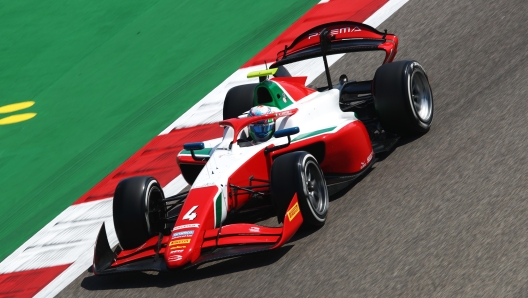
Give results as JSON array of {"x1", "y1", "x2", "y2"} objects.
[
  {"x1": 183, "y1": 142, "x2": 204, "y2": 151},
  {"x1": 265, "y1": 127, "x2": 300, "y2": 154},
  {"x1": 183, "y1": 142, "x2": 207, "y2": 161},
  {"x1": 274, "y1": 127, "x2": 300, "y2": 138}
]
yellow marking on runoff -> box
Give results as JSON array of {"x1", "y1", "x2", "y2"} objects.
[
  {"x1": 0, "y1": 113, "x2": 37, "y2": 125},
  {"x1": 247, "y1": 68, "x2": 278, "y2": 78},
  {"x1": 0, "y1": 101, "x2": 35, "y2": 113},
  {"x1": 287, "y1": 202, "x2": 300, "y2": 221}
]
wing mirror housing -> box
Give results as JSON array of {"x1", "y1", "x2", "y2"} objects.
[
  {"x1": 274, "y1": 127, "x2": 299, "y2": 138},
  {"x1": 183, "y1": 142, "x2": 207, "y2": 161},
  {"x1": 265, "y1": 127, "x2": 300, "y2": 154}
]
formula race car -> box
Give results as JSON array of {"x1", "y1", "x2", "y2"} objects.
[{"x1": 93, "y1": 21, "x2": 433, "y2": 274}]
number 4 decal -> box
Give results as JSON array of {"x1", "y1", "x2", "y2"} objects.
[{"x1": 183, "y1": 206, "x2": 198, "y2": 220}]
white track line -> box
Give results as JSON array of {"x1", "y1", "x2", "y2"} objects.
[
  {"x1": 34, "y1": 179, "x2": 187, "y2": 298},
  {"x1": 0, "y1": 199, "x2": 113, "y2": 273},
  {"x1": 364, "y1": 0, "x2": 409, "y2": 28},
  {"x1": 0, "y1": 0, "x2": 413, "y2": 296}
]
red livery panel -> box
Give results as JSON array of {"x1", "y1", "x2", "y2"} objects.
[{"x1": 166, "y1": 185, "x2": 219, "y2": 268}]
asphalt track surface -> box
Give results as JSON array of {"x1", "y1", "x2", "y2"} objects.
[{"x1": 60, "y1": 0, "x2": 528, "y2": 296}]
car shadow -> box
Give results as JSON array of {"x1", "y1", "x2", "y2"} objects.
[
  {"x1": 375, "y1": 133, "x2": 427, "y2": 162},
  {"x1": 328, "y1": 166, "x2": 374, "y2": 202},
  {"x1": 329, "y1": 132, "x2": 426, "y2": 201},
  {"x1": 81, "y1": 245, "x2": 292, "y2": 291}
]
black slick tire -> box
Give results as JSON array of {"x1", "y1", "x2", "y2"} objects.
[
  {"x1": 373, "y1": 60, "x2": 434, "y2": 134},
  {"x1": 271, "y1": 151, "x2": 329, "y2": 228},
  {"x1": 113, "y1": 176, "x2": 165, "y2": 250}
]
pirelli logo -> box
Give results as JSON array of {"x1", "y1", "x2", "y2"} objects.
[
  {"x1": 170, "y1": 239, "x2": 191, "y2": 246},
  {"x1": 287, "y1": 202, "x2": 300, "y2": 221}
]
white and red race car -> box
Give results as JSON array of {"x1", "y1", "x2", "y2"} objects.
[{"x1": 93, "y1": 21, "x2": 433, "y2": 274}]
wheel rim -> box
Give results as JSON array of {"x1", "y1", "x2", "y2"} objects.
[
  {"x1": 304, "y1": 160, "x2": 328, "y2": 216},
  {"x1": 146, "y1": 185, "x2": 165, "y2": 235},
  {"x1": 410, "y1": 71, "x2": 433, "y2": 123}
]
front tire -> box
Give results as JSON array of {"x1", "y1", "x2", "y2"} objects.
[
  {"x1": 373, "y1": 60, "x2": 434, "y2": 134},
  {"x1": 271, "y1": 152, "x2": 329, "y2": 228},
  {"x1": 113, "y1": 176, "x2": 166, "y2": 250}
]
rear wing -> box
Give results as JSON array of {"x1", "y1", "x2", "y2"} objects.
[{"x1": 270, "y1": 21, "x2": 398, "y2": 68}]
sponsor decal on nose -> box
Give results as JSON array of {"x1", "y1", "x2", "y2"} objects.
[
  {"x1": 170, "y1": 239, "x2": 191, "y2": 246},
  {"x1": 168, "y1": 255, "x2": 182, "y2": 262},
  {"x1": 172, "y1": 230, "x2": 194, "y2": 238},
  {"x1": 172, "y1": 224, "x2": 200, "y2": 231}
]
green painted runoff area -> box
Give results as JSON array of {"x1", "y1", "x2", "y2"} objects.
[{"x1": 0, "y1": 0, "x2": 318, "y2": 261}]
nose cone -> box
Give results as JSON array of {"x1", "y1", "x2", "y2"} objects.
[
  {"x1": 166, "y1": 247, "x2": 191, "y2": 267},
  {"x1": 164, "y1": 227, "x2": 197, "y2": 268},
  {"x1": 165, "y1": 185, "x2": 222, "y2": 268}
]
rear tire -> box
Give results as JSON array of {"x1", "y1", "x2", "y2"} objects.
[
  {"x1": 373, "y1": 60, "x2": 434, "y2": 134},
  {"x1": 271, "y1": 152, "x2": 329, "y2": 228},
  {"x1": 223, "y1": 83, "x2": 257, "y2": 120},
  {"x1": 113, "y1": 176, "x2": 166, "y2": 250}
]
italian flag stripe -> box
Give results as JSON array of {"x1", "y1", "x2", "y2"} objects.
[
  {"x1": 292, "y1": 126, "x2": 337, "y2": 142},
  {"x1": 215, "y1": 193, "x2": 223, "y2": 228}
]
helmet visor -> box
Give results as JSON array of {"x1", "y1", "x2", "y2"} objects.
[
  {"x1": 250, "y1": 123, "x2": 273, "y2": 137},
  {"x1": 250, "y1": 123, "x2": 274, "y2": 139}
]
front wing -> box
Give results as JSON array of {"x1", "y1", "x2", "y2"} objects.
[{"x1": 93, "y1": 195, "x2": 303, "y2": 275}]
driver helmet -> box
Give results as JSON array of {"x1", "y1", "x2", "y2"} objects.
[{"x1": 248, "y1": 105, "x2": 279, "y2": 143}]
